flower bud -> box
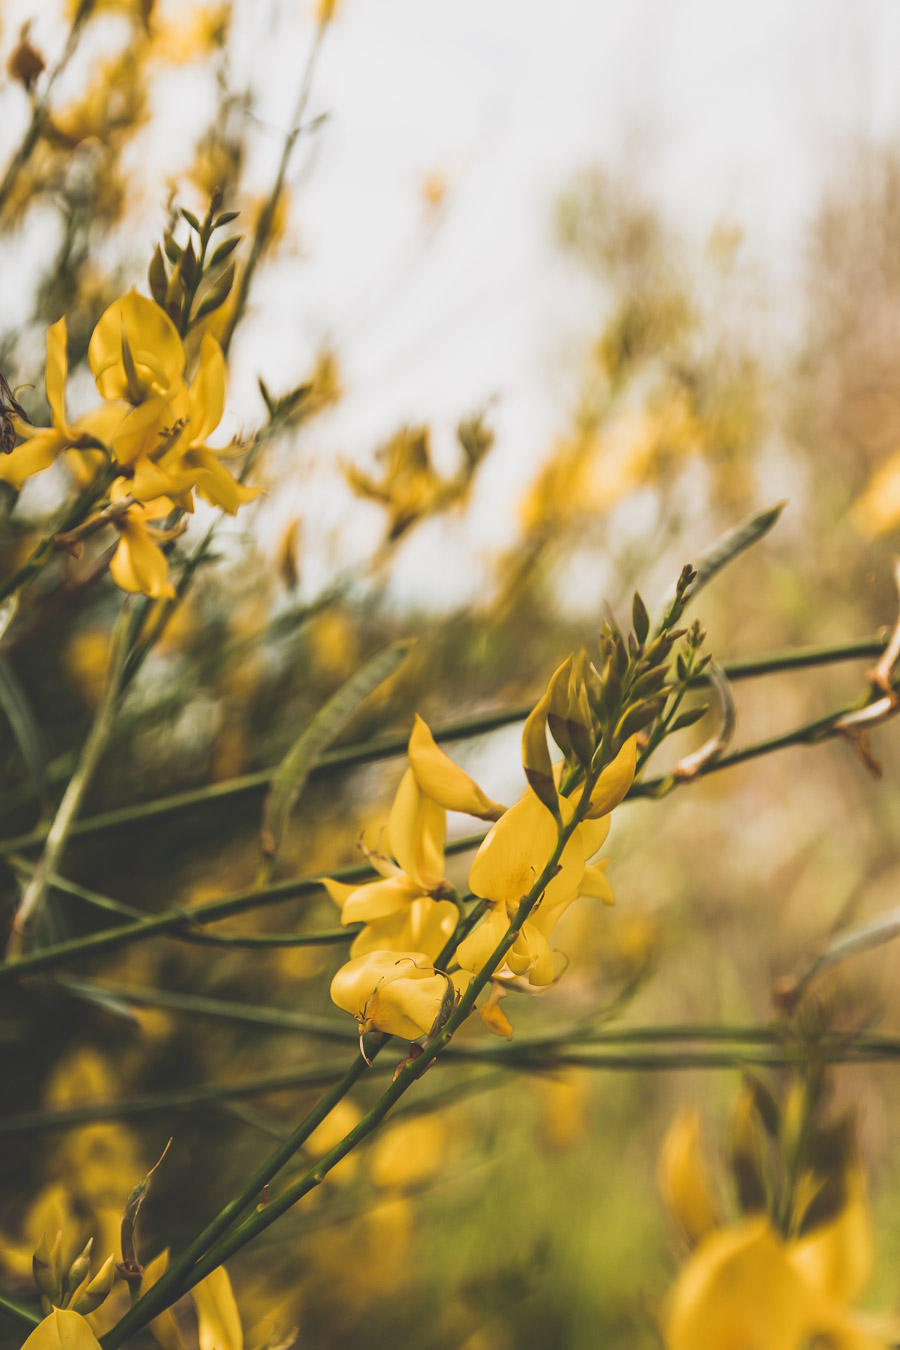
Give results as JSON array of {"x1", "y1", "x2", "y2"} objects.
[
  {"x1": 71, "y1": 1255, "x2": 117, "y2": 1315},
  {"x1": 32, "y1": 1232, "x2": 60, "y2": 1303}
]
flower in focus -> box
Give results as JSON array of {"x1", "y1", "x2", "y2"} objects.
[
  {"x1": 330, "y1": 950, "x2": 455, "y2": 1040},
  {"x1": 89, "y1": 290, "x2": 185, "y2": 407},
  {"x1": 108, "y1": 485, "x2": 178, "y2": 599}
]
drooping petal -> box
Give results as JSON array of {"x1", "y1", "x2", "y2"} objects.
[
  {"x1": 191, "y1": 1265, "x2": 242, "y2": 1350},
  {"x1": 188, "y1": 334, "x2": 226, "y2": 444},
  {"x1": 321, "y1": 878, "x2": 356, "y2": 910},
  {"x1": 0, "y1": 429, "x2": 68, "y2": 488},
  {"x1": 385, "y1": 767, "x2": 446, "y2": 890},
  {"x1": 586, "y1": 735, "x2": 637, "y2": 818},
  {"x1": 44, "y1": 317, "x2": 70, "y2": 431},
  {"x1": 408, "y1": 715, "x2": 505, "y2": 819},
  {"x1": 109, "y1": 517, "x2": 175, "y2": 599},
  {"x1": 507, "y1": 919, "x2": 556, "y2": 985},
  {"x1": 340, "y1": 875, "x2": 423, "y2": 926},
  {"x1": 579, "y1": 859, "x2": 615, "y2": 905},
  {"x1": 187, "y1": 448, "x2": 262, "y2": 514}
]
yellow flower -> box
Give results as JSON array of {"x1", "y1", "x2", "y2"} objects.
[
  {"x1": 89, "y1": 290, "x2": 185, "y2": 406},
  {"x1": 330, "y1": 950, "x2": 452, "y2": 1039},
  {"x1": 456, "y1": 786, "x2": 614, "y2": 987},
  {"x1": 0, "y1": 320, "x2": 118, "y2": 490},
  {"x1": 129, "y1": 335, "x2": 259, "y2": 515},
  {"x1": 658, "y1": 1110, "x2": 721, "y2": 1248},
  {"x1": 108, "y1": 487, "x2": 177, "y2": 599}
]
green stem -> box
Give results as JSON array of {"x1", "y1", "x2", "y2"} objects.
[
  {"x1": 0, "y1": 708, "x2": 524, "y2": 856},
  {"x1": 0, "y1": 833, "x2": 485, "y2": 983},
  {"x1": 5, "y1": 605, "x2": 133, "y2": 957},
  {"x1": 0, "y1": 1290, "x2": 40, "y2": 1330}
]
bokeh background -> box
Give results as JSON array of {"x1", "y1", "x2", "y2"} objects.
[{"x1": 4, "y1": 2, "x2": 900, "y2": 1346}]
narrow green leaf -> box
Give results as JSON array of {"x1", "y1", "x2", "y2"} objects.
[
  {"x1": 670, "y1": 704, "x2": 709, "y2": 732},
  {"x1": 194, "y1": 261, "x2": 235, "y2": 320},
  {"x1": 690, "y1": 502, "x2": 785, "y2": 599},
  {"x1": 632, "y1": 591, "x2": 650, "y2": 645},
  {"x1": 180, "y1": 208, "x2": 201, "y2": 232},
  {"x1": 0, "y1": 660, "x2": 48, "y2": 800},
  {"x1": 208, "y1": 235, "x2": 241, "y2": 268},
  {"x1": 261, "y1": 640, "x2": 413, "y2": 859},
  {"x1": 148, "y1": 245, "x2": 168, "y2": 306},
  {"x1": 213, "y1": 209, "x2": 240, "y2": 229}
]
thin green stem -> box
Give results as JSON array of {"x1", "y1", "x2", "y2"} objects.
[
  {"x1": 0, "y1": 1290, "x2": 40, "y2": 1330},
  {"x1": 5, "y1": 605, "x2": 133, "y2": 957},
  {"x1": 0, "y1": 708, "x2": 523, "y2": 856},
  {"x1": 0, "y1": 833, "x2": 485, "y2": 983}
]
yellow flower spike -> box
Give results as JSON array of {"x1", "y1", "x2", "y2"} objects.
[
  {"x1": 21, "y1": 1309, "x2": 104, "y2": 1350},
  {"x1": 658, "y1": 1109, "x2": 721, "y2": 1248},
  {"x1": 585, "y1": 734, "x2": 637, "y2": 818},
  {"x1": 330, "y1": 950, "x2": 450, "y2": 1039},
  {"x1": 89, "y1": 291, "x2": 185, "y2": 405},
  {"x1": 348, "y1": 896, "x2": 458, "y2": 960},
  {"x1": 191, "y1": 1265, "x2": 243, "y2": 1350},
  {"x1": 666, "y1": 1220, "x2": 813, "y2": 1350},
  {"x1": 141, "y1": 1249, "x2": 187, "y2": 1350},
  {"x1": 385, "y1": 767, "x2": 446, "y2": 891},
  {"x1": 408, "y1": 715, "x2": 505, "y2": 820}
]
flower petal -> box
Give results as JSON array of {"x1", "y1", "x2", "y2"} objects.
[
  {"x1": 408, "y1": 714, "x2": 504, "y2": 819},
  {"x1": 45, "y1": 317, "x2": 69, "y2": 431},
  {"x1": 586, "y1": 735, "x2": 637, "y2": 818},
  {"x1": 191, "y1": 1266, "x2": 242, "y2": 1350},
  {"x1": 188, "y1": 334, "x2": 226, "y2": 444},
  {"x1": 109, "y1": 517, "x2": 175, "y2": 599},
  {"x1": 385, "y1": 767, "x2": 446, "y2": 890}
]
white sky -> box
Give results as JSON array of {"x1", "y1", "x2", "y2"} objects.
[{"x1": 4, "y1": 0, "x2": 900, "y2": 606}]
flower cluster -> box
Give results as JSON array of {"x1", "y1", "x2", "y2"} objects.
[
  {"x1": 659, "y1": 1087, "x2": 894, "y2": 1349},
  {"x1": 2, "y1": 290, "x2": 257, "y2": 598},
  {"x1": 328, "y1": 649, "x2": 638, "y2": 1044}
]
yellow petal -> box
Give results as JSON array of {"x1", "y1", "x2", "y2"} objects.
[
  {"x1": 574, "y1": 810, "x2": 611, "y2": 860},
  {"x1": 479, "y1": 983, "x2": 514, "y2": 1039},
  {"x1": 370, "y1": 1115, "x2": 447, "y2": 1190},
  {"x1": 789, "y1": 1175, "x2": 874, "y2": 1310},
  {"x1": 111, "y1": 397, "x2": 175, "y2": 467},
  {"x1": 21, "y1": 1310, "x2": 103, "y2": 1350},
  {"x1": 349, "y1": 896, "x2": 457, "y2": 960},
  {"x1": 455, "y1": 905, "x2": 509, "y2": 975},
  {"x1": 45, "y1": 317, "x2": 70, "y2": 431},
  {"x1": 658, "y1": 1109, "x2": 721, "y2": 1247},
  {"x1": 188, "y1": 334, "x2": 226, "y2": 444},
  {"x1": 385, "y1": 767, "x2": 446, "y2": 890},
  {"x1": 188, "y1": 449, "x2": 261, "y2": 514},
  {"x1": 507, "y1": 918, "x2": 556, "y2": 985},
  {"x1": 666, "y1": 1221, "x2": 812, "y2": 1350},
  {"x1": 408, "y1": 715, "x2": 504, "y2": 819},
  {"x1": 89, "y1": 290, "x2": 184, "y2": 402},
  {"x1": 191, "y1": 1265, "x2": 242, "y2": 1350},
  {"x1": 579, "y1": 859, "x2": 615, "y2": 905},
  {"x1": 109, "y1": 518, "x2": 175, "y2": 599},
  {"x1": 321, "y1": 878, "x2": 356, "y2": 910},
  {"x1": 468, "y1": 789, "x2": 582, "y2": 909},
  {"x1": 0, "y1": 430, "x2": 68, "y2": 487},
  {"x1": 521, "y1": 687, "x2": 558, "y2": 815},
  {"x1": 339, "y1": 875, "x2": 423, "y2": 925},
  {"x1": 142, "y1": 1250, "x2": 187, "y2": 1350},
  {"x1": 330, "y1": 950, "x2": 448, "y2": 1038},
  {"x1": 586, "y1": 735, "x2": 637, "y2": 818}
]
